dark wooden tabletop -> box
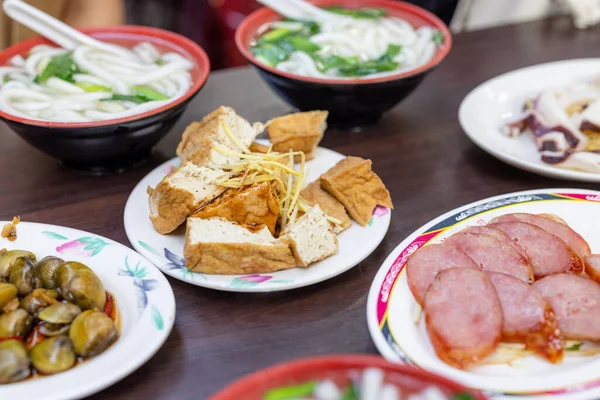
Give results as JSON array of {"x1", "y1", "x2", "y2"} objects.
[{"x1": 1, "y1": 16, "x2": 599, "y2": 400}]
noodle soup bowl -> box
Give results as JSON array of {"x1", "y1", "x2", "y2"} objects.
[
  {"x1": 210, "y1": 355, "x2": 486, "y2": 400},
  {"x1": 0, "y1": 26, "x2": 210, "y2": 174},
  {"x1": 236, "y1": 0, "x2": 451, "y2": 128}
]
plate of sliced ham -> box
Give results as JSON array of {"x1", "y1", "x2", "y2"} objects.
[
  {"x1": 459, "y1": 59, "x2": 600, "y2": 182},
  {"x1": 367, "y1": 188, "x2": 600, "y2": 399}
]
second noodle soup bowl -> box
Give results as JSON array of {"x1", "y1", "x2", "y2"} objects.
[
  {"x1": 0, "y1": 26, "x2": 210, "y2": 175},
  {"x1": 236, "y1": 0, "x2": 451, "y2": 129}
]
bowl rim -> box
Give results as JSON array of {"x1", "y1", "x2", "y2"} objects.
[
  {"x1": 235, "y1": 0, "x2": 452, "y2": 86},
  {"x1": 0, "y1": 25, "x2": 210, "y2": 128},
  {"x1": 209, "y1": 354, "x2": 487, "y2": 400}
]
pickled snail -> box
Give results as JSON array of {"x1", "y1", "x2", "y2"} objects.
[
  {"x1": 36, "y1": 256, "x2": 65, "y2": 290},
  {"x1": 0, "y1": 250, "x2": 118, "y2": 384},
  {"x1": 19, "y1": 289, "x2": 59, "y2": 315},
  {"x1": 0, "y1": 309, "x2": 32, "y2": 338},
  {"x1": 31, "y1": 336, "x2": 76, "y2": 375},
  {"x1": 0, "y1": 339, "x2": 30, "y2": 384},
  {"x1": 0, "y1": 250, "x2": 35, "y2": 280},
  {"x1": 70, "y1": 310, "x2": 117, "y2": 358},
  {"x1": 9, "y1": 257, "x2": 42, "y2": 297},
  {"x1": 38, "y1": 303, "x2": 81, "y2": 324},
  {"x1": 0, "y1": 282, "x2": 17, "y2": 310},
  {"x1": 57, "y1": 262, "x2": 106, "y2": 311}
]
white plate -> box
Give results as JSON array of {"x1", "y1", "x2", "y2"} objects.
[
  {"x1": 1, "y1": 222, "x2": 175, "y2": 400},
  {"x1": 459, "y1": 59, "x2": 600, "y2": 182},
  {"x1": 367, "y1": 189, "x2": 600, "y2": 400},
  {"x1": 124, "y1": 145, "x2": 391, "y2": 292}
]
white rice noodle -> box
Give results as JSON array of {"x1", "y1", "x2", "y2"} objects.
[
  {"x1": 133, "y1": 42, "x2": 162, "y2": 64},
  {"x1": 24, "y1": 48, "x2": 67, "y2": 76},
  {"x1": 73, "y1": 46, "x2": 130, "y2": 93},
  {"x1": 84, "y1": 99, "x2": 169, "y2": 121},
  {"x1": 73, "y1": 73, "x2": 111, "y2": 86},
  {"x1": 271, "y1": 15, "x2": 440, "y2": 80},
  {"x1": 9, "y1": 55, "x2": 25, "y2": 67},
  {"x1": 0, "y1": 41, "x2": 193, "y2": 122},
  {"x1": 28, "y1": 44, "x2": 55, "y2": 54},
  {"x1": 46, "y1": 77, "x2": 85, "y2": 94},
  {"x1": 53, "y1": 109, "x2": 92, "y2": 122}
]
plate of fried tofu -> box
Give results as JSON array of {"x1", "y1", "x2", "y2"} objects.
[{"x1": 123, "y1": 106, "x2": 392, "y2": 292}]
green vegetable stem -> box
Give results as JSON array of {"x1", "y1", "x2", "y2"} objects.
[
  {"x1": 75, "y1": 82, "x2": 112, "y2": 92},
  {"x1": 263, "y1": 381, "x2": 317, "y2": 400},
  {"x1": 101, "y1": 86, "x2": 169, "y2": 104},
  {"x1": 323, "y1": 5, "x2": 387, "y2": 19}
]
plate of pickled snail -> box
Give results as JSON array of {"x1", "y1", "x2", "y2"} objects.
[{"x1": 0, "y1": 221, "x2": 175, "y2": 400}]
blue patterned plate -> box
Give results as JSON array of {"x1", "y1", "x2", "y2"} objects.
[
  {"x1": 1, "y1": 222, "x2": 175, "y2": 400},
  {"x1": 124, "y1": 144, "x2": 391, "y2": 292}
]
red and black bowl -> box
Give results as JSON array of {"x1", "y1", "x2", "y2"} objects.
[
  {"x1": 0, "y1": 26, "x2": 210, "y2": 174},
  {"x1": 209, "y1": 355, "x2": 486, "y2": 400},
  {"x1": 236, "y1": 0, "x2": 451, "y2": 128}
]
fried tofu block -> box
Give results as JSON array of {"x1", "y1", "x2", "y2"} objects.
[
  {"x1": 280, "y1": 205, "x2": 338, "y2": 267},
  {"x1": 249, "y1": 141, "x2": 270, "y2": 154},
  {"x1": 192, "y1": 182, "x2": 280, "y2": 235},
  {"x1": 176, "y1": 106, "x2": 260, "y2": 167},
  {"x1": 266, "y1": 111, "x2": 328, "y2": 160},
  {"x1": 320, "y1": 156, "x2": 393, "y2": 226},
  {"x1": 148, "y1": 162, "x2": 227, "y2": 234},
  {"x1": 184, "y1": 217, "x2": 296, "y2": 274},
  {"x1": 300, "y1": 181, "x2": 351, "y2": 233},
  {"x1": 249, "y1": 141, "x2": 309, "y2": 164}
]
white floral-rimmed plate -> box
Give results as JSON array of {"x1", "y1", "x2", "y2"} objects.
[
  {"x1": 367, "y1": 189, "x2": 600, "y2": 400},
  {"x1": 1, "y1": 222, "x2": 175, "y2": 400},
  {"x1": 123, "y1": 144, "x2": 391, "y2": 292},
  {"x1": 459, "y1": 59, "x2": 600, "y2": 182}
]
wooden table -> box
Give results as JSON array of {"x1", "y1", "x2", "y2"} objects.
[{"x1": 1, "y1": 16, "x2": 599, "y2": 400}]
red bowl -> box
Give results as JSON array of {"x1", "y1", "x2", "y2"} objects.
[
  {"x1": 0, "y1": 26, "x2": 210, "y2": 174},
  {"x1": 235, "y1": 0, "x2": 451, "y2": 128},
  {"x1": 209, "y1": 355, "x2": 486, "y2": 400},
  {"x1": 236, "y1": 0, "x2": 452, "y2": 86}
]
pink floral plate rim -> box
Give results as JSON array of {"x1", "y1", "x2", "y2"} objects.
[{"x1": 0, "y1": 221, "x2": 175, "y2": 400}]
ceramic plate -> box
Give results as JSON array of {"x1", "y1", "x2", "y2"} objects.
[
  {"x1": 459, "y1": 59, "x2": 600, "y2": 182},
  {"x1": 124, "y1": 145, "x2": 391, "y2": 292},
  {"x1": 1, "y1": 222, "x2": 175, "y2": 400},
  {"x1": 367, "y1": 189, "x2": 600, "y2": 400}
]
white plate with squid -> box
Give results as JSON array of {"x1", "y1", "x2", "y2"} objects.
[{"x1": 459, "y1": 59, "x2": 600, "y2": 182}]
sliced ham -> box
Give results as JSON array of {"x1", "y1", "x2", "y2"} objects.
[
  {"x1": 406, "y1": 243, "x2": 479, "y2": 306},
  {"x1": 538, "y1": 213, "x2": 568, "y2": 225},
  {"x1": 584, "y1": 254, "x2": 600, "y2": 283},
  {"x1": 460, "y1": 225, "x2": 529, "y2": 260},
  {"x1": 424, "y1": 267, "x2": 503, "y2": 369},
  {"x1": 533, "y1": 274, "x2": 600, "y2": 340},
  {"x1": 490, "y1": 213, "x2": 591, "y2": 259},
  {"x1": 486, "y1": 272, "x2": 563, "y2": 363},
  {"x1": 444, "y1": 232, "x2": 534, "y2": 283},
  {"x1": 489, "y1": 221, "x2": 584, "y2": 278}
]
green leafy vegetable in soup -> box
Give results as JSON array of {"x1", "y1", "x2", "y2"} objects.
[
  {"x1": 323, "y1": 5, "x2": 388, "y2": 19},
  {"x1": 251, "y1": 5, "x2": 443, "y2": 79},
  {"x1": 102, "y1": 86, "x2": 169, "y2": 104},
  {"x1": 34, "y1": 52, "x2": 80, "y2": 83}
]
